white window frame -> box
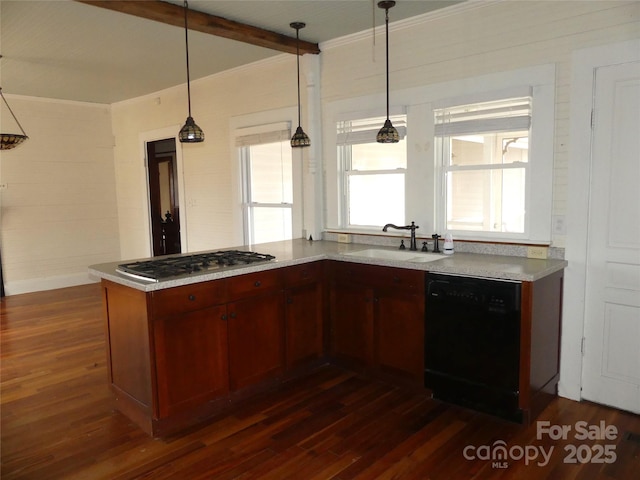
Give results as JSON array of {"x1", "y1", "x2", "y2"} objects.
[
  {"x1": 337, "y1": 112, "x2": 408, "y2": 228},
  {"x1": 324, "y1": 64, "x2": 555, "y2": 244},
  {"x1": 435, "y1": 96, "x2": 532, "y2": 237},
  {"x1": 237, "y1": 123, "x2": 292, "y2": 245},
  {"x1": 230, "y1": 107, "x2": 301, "y2": 246},
  {"x1": 433, "y1": 86, "x2": 554, "y2": 243}
]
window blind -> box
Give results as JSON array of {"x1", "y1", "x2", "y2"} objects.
[
  {"x1": 337, "y1": 114, "x2": 407, "y2": 145},
  {"x1": 435, "y1": 97, "x2": 531, "y2": 136},
  {"x1": 235, "y1": 122, "x2": 291, "y2": 147}
]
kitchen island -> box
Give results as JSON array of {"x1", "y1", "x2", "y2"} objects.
[{"x1": 89, "y1": 239, "x2": 567, "y2": 436}]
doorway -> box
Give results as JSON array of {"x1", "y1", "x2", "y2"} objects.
[{"x1": 147, "y1": 138, "x2": 181, "y2": 256}]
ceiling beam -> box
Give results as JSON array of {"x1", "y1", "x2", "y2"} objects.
[{"x1": 75, "y1": 0, "x2": 320, "y2": 55}]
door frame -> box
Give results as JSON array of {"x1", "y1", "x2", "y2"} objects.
[
  {"x1": 561, "y1": 39, "x2": 640, "y2": 402},
  {"x1": 140, "y1": 126, "x2": 188, "y2": 256}
]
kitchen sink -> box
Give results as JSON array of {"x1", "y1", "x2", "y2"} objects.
[{"x1": 342, "y1": 248, "x2": 444, "y2": 263}]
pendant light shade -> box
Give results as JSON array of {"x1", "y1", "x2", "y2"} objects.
[
  {"x1": 290, "y1": 22, "x2": 310, "y2": 148},
  {"x1": 179, "y1": 0, "x2": 204, "y2": 143},
  {"x1": 0, "y1": 87, "x2": 29, "y2": 150},
  {"x1": 291, "y1": 125, "x2": 310, "y2": 148},
  {"x1": 179, "y1": 116, "x2": 204, "y2": 143},
  {"x1": 376, "y1": 1, "x2": 399, "y2": 144}
]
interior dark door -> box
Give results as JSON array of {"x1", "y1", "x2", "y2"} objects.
[
  {"x1": 147, "y1": 138, "x2": 181, "y2": 256},
  {"x1": 1, "y1": 248, "x2": 4, "y2": 297}
]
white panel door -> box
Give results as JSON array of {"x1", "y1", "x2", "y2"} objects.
[{"x1": 581, "y1": 61, "x2": 640, "y2": 414}]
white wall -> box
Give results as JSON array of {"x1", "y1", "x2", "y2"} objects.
[
  {"x1": 0, "y1": 97, "x2": 120, "y2": 294},
  {"x1": 111, "y1": 55, "x2": 304, "y2": 260}
]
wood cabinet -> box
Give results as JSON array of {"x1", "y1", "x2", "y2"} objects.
[
  {"x1": 152, "y1": 270, "x2": 286, "y2": 404},
  {"x1": 227, "y1": 290, "x2": 285, "y2": 391},
  {"x1": 151, "y1": 278, "x2": 229, "y2": 419},
  {"x1": 153, "y1": 305, "x2": 229, "y2": 418},
  {"x1": 329, "y1": 262, "x2": 425, "y2": 383},
  {"x1": 101, "y1": 255, "x2": 562, "y2": 435},
  {"x1": 283, "y1": 262, "x2": 325, "y2": 370},
  {"x1": 520, "y1": 270, "x2": 564, "y2": 423},
  {"x1": 102, "y1": 263, "x2": 324, "y2": 436},
  {"x1": 102, "y1": 281, "x2": 153, "y2": 426},
  {"x1": 225, "y1": 270, "x2": 286, "y2": 391},
  {"x1": 374, "y1": 289, "x2": 424, "y2": 382},
  {"x1": 331, "y1": 282, "x2": 374, "y2": 367}
]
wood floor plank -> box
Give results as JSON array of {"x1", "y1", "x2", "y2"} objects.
[{"x1": 2, "y1": 284, "x2": 639, "y2": 479}]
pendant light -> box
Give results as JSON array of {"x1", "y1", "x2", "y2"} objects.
[
  {"x1": 290, "y1": 22, "x2": 310, "y2": 148},
  {"x1": 376, "y1": 1, "x2": 399, "y2": 143},
  {"x1": 0, "y1": 87, "x2": 29, "y2": 150},
  {"x1": 178, "y1": 0, "x2": 204, "y2": 143}
]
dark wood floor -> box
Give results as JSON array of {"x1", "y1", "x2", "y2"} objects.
[{"x1": 1, "y1": 284, "x2": 639, "y2": 479}]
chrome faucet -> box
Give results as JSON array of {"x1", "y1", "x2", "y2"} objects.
[{"x1": 382, "y1": 221, "x2": 419, "y2": 251}]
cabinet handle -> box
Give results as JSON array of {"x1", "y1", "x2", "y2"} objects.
[
  {"x1": 221, "y1": 314, "x2": 228, "y2": 321},
  {"x1": 287, "y1": 297, "x2": 293, "y2": 304},
  {"x1": 230, "y1": 312, "x2": 237, "y2": 319},
  {"x1": 254, "y1": 280, "x2": 261, "y2": 287},
  {"x1": 188, "y1": 294, "x2": 196, "y2": 301}
]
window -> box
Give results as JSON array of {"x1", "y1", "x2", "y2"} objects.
[
  {"x1": 237, "y1": 124, "x2": 293, "y2": 245},
  {"x1": 325, "y1": 65, "x2": 554, "y2": 242},
  {"x1": 337, "y1": 114, "x2": 407, "y2": 227},
  {"x1": 435, "y1": 97, "x2": 531, "y2": 236}
]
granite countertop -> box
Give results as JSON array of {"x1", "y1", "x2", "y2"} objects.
[{"x1": 88, "y1": 239, "x2": 568, "y2": 292}]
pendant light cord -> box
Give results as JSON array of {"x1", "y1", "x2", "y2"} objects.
[
  {"x1": 289, "y1": 22, "x2": 309, "y2": 147},
  {"x1": 296, "y1": 28, "x2": 302, "y2": 128},
  {"x1": 0, "y1": 88, "x2": 28, "y2": 136},
  {"x1": 184, "y1": 0, "x2": 192, "y2": 118},
  {"x1": 384, "y1": 6, "x2": 390, "y2": 121}
]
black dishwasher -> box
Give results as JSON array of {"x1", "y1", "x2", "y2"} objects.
[{"x1": 425, "y1": 273, "x2": 523, "y2": 422}]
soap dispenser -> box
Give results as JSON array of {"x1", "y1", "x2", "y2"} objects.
[{"x1": 443, "y1": 233, "x2": 454, "y2": 255}]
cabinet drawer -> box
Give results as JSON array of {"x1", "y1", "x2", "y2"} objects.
[
  {"x1": 227, "y1": 269, "x2": 283, "y2": 301},
  {"x1": 332, "y1": 261, "x2": 423, "y2": 292},
  {"x1": 283, "y1": 262, "x2": 323, "y2": 286},
  {"x1": 151, "y1": 280, "x2": 227, "y2": 317}
]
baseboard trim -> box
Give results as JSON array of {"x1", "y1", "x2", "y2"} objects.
[{"x1": 4, "y1": 273, "x2": 98, "y2": 296}]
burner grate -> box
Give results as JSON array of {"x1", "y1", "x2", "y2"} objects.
[{"x1": 116, "y1": 250, "x2": 275, "y2": 281}]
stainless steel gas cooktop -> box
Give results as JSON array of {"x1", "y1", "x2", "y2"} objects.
[{"x1": 116, "y1": 250, "x2": 276, "y2": 282}]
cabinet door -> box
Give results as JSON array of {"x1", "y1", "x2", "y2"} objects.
[
  {"x1": 375, "y1": 290, "x2": 424, "y2": 382},
  {"x1": 103, "y1": 281, "x2": 153, "y2": 409},
  {"x1": 227, "y1": 291, "x2": 285, "y2": 391},
  {"x1": 285, "y1": 282, "x2": 324, "y2": 369},
  {"x1": 330, "y1": 283, "x2": 374, "y2": 367},
  {"x1": 153, "y1": 305, "x2": 229, "y2": 418}
]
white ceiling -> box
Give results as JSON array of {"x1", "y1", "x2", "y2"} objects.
[{"x1": 0, "y1": 0, "x2": 463, "y2": 104}]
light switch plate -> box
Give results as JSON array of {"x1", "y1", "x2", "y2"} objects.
[{"x1": 552, "y1": 215, "x2": 566, "y2": 235}]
